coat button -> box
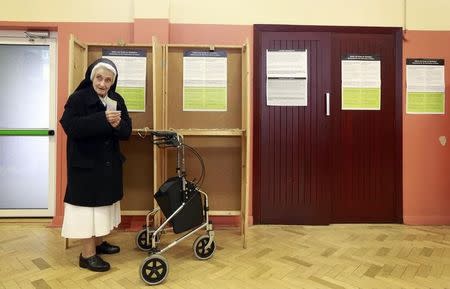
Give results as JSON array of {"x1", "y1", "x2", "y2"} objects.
[
  {"x1": 105, "y1": 161, "x2": 111, "y2": 167},
  {"x1": 105, "y1": 140, "x2": 110, "y2": 145}
]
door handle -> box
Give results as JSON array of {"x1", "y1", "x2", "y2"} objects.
[{"x1": 326, "y1": 92, "x2": 330, "y2": 116}]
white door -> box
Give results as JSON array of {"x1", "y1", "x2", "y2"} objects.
[{"x1": 0, "y1": 31, "x2": 57, "y2": 217}]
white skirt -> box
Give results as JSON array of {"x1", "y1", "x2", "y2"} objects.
[{"x1": 61, "y1": 201, "x2": 121, "y2": 239}]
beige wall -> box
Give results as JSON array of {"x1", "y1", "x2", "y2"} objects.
[
  {"x1": 134, "y1": 0, "x2": 169, "y2": 19},
  {"x1": 2, "y1": 0, "x2": 450, "y2": 30},
  {"x1": 2, "y1": 0, "x2": 134, "y2": 22},
  {"x1": 406, "y1": 0, "x2": 450, "y2": 30},
  {"x1": 169, "y1": 0, "x2": 403, "y2": 26}
]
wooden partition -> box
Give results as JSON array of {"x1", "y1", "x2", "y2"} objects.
[
  {"x1": 68, "y1": 35, "x2": 87, "y2": 95},
  {"x1": 68, "y1": 35, "x2": 163, "y2": 215},
  {"x1": 161, "y1": 43, "x2": 250, "y2": 246},
  {"x1": 68, "y1": 36, "x2": 250, "y2": 247}
]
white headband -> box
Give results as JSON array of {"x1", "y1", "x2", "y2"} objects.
[{"x1": 90, "y1": 62, "x2": 117, "y2": 81}]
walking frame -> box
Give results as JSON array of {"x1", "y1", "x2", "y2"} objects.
[{"x1": 136, "y1": 130, "x2": 216, "y2": 285}]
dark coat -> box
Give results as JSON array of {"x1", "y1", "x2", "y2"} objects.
[{"x1": 60, "y1": 59, "x2": 132, "y2": 207}]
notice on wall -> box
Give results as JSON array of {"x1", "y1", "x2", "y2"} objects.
[
  {"x1": 406, "y1": 58, "x2": 445, "y2": 114},
  {"x1": 341, "y1": 55, "x2": 381, "y2": 110},
  {"x1": 183, "y1": 51, "x2": 227, "y2": 111},
  {"x1": 103, "y1": 49, "x2": 147, "y2": 112},
  {"x1": 266, "y1": 50, "x2": 308, "y2": 106}
]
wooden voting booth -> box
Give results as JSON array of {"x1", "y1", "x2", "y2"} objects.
[{"x1": 67, "y1": 35, "x2": 250, "y2": 247}]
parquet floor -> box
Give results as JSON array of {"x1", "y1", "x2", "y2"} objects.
[{"x1": 1, "y1": 220, "x2": 450, "y2": 288}]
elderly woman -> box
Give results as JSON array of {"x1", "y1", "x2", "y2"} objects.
[{"x1": 60, "y1": 58, "x2": 132, "y2": 272}]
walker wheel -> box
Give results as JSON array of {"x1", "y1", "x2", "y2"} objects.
[
  {"x1": 193, "y1": 234, "x2": 216, "y2": 260},
  {"x1": 139, "y1": 254, "x2": 169, "y2": 285},
  {"x1": 135, "y1": 228, "x2": 158, "y2": 251}
]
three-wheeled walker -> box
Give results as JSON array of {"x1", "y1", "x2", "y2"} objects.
[{"x1": 136, "y1": 130, "x2": 216, "y2": 285}]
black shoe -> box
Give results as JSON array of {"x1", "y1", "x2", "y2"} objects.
[
  {"x1": 79, "y1": 254, "x2": 110, "y2": 272},
  {"x1": 96, "y1": 241, "x2": 120, "y2": 254}
]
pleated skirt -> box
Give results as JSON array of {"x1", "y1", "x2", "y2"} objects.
[{"x1": 61, "y1": 201, "x2": 121, "y2": 238}]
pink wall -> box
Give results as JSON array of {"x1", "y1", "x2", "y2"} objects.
[
  {"x1": 403, "y1": 30, "x2": 450, "y2": 224},
  {"x1": 134, "y1": 19, "x2": 170, "y2": 43},
  {"x1": 169, "y1": 24, "x2": 252, "y2": 45},
  {"x1": 4, "y1": 20, "x2": 450, "y2": 226}
]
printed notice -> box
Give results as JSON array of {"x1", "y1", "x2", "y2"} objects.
[
  {"x1": 266, "y1": 50, "x2": 308, "y2": 106},
  {"x1": 406, "y1": 58, "x2": 445, "y2": 114},
  {"x1": 103, "y1": 49, "x2": 147, "y2": 112},
  {"x1": 341, "y1": 55, "x2": 381, "y2": 110},
  {"x1": 183, "y1": 51, "x2": 227, "y2": 111}
]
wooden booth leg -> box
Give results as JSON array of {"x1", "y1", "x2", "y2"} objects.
[{"x1": 64, "y1": 238, "x2": 70, "y2": 249}]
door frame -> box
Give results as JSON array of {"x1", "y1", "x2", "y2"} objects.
[{"x1": 253, "y1": 25, "x2": 403, "y2": 224}]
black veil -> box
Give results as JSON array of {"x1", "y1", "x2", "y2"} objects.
[{"x1": 74, "y1": 58, "x2": 119, "y2": 93}]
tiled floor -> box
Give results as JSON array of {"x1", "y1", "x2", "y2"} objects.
[{"x1": 1, "y1": 220, "x2": 450, "y2": 288}]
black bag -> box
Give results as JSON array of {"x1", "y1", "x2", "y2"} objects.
[{"x1": 155, "y1": 176, "x2": 204, "y2": 233}]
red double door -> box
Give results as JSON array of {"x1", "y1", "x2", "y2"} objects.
[{"x1": 253, "y1": 26, "x2": 402, "y2": 224}]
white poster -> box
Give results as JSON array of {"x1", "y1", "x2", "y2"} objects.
[
  {"x1": 266, "y1": 50, "x2": 308, "y2": 106},
  {"x1": 103, "y1": 49, "x2": 147, "y2": 112},
  {"x1": 183, "y1": 51, "x2": 227, "y2": 111},
  {"x1": 406, "y1": 58, "x2": 445, "y2": 114}
]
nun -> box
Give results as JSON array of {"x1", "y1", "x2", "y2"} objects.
[{"x1": 60, "y1": 58, "x2": 132, "y2": 272}]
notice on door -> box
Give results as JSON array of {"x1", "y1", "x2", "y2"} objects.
[
  {"x1": 341, "y1": 55, "x2": 381, "y2": 110},
  {"x1": 266, "y1": 50, "x2": 308, "y2": 106},
  {"x1": 406, "y1": 58, "x2": 445, "y2": 114}
]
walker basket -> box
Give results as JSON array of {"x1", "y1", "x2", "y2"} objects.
[{"x1": 155, "y1": 176, "x2": 204, "y2": 234}]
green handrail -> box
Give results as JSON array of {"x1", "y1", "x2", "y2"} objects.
[{"x1": 0, "y1": 129, "x2": 54, "y2": 136}]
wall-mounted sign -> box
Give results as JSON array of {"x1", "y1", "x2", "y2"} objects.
[{"x1": 406, "y1": 58, "x2": 445, "y2": 114}]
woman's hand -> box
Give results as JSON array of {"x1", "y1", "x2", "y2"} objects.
[{"x1": 105, "y1": 111, "x2": 121, "y2": 128}]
